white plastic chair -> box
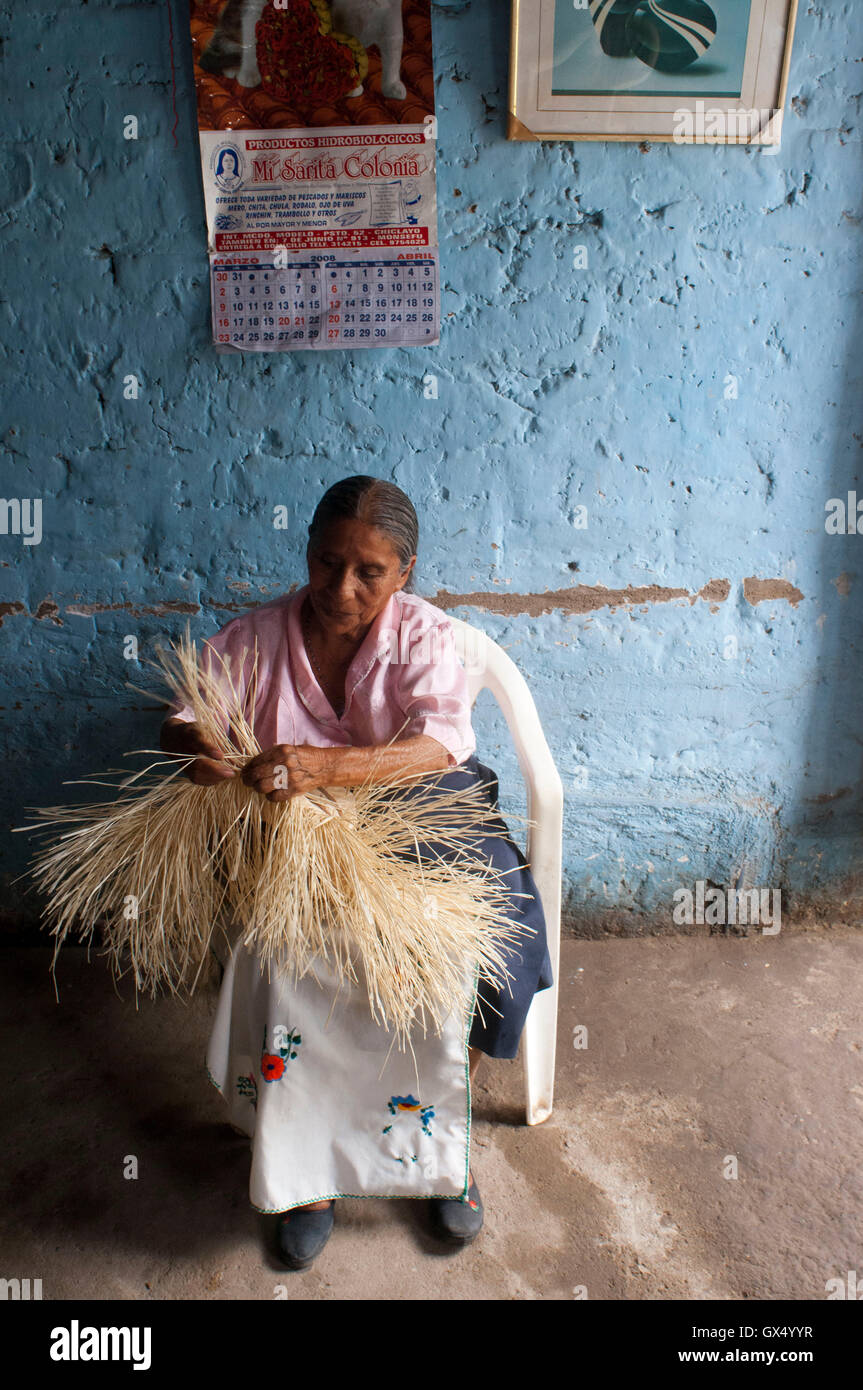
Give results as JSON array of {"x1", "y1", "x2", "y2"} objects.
[{"x1": 448, "y1": 615, "x2": 563, "y2": 1126}]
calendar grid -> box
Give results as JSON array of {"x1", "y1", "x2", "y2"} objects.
[{"x1": 211, "y1": 254, "x2": 440, "y2": 351}]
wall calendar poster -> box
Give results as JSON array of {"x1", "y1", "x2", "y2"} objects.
[{"x1": 187, "y1": 1, "x2": 439, "y2": 352}]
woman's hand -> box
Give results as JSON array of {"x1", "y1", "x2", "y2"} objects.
[
  {"x1": 160, "y1": 717, "x2": 237, "y2": 786},
  {"x1": 242, "y1": 744, "x2": 331, "y2": 801}
]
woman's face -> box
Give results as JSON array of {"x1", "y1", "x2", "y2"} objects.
[{"x1": 306, "y1": 518, "x2": 416, "y2": 639}]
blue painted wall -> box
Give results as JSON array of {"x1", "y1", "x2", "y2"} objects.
[{"x1": 2, "y1": 1, "x2": 862, "y2": 930}]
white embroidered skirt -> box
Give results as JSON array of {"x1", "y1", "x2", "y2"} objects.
[{"x1": 205, "y1": 941, "x2": 476, "y2": 1213}]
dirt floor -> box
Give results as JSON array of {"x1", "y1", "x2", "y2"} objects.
[{"x1": 1, "y1": 930, "x2": 861, "y2": 1301}]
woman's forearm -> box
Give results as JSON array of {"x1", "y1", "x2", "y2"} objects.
[
  {"x1": 320, "y1": 735, "x2": 452, "y2": 788},
  {"x1": 242, "y1": 736, "x2": 454, "y2": 800}
]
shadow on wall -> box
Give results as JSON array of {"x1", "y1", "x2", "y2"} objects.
[
  {"x1": 782, "y1": 240, "x2": 863, "y2": 914},
  {"x1": 1, "y1": 667, "x2": 170, "y2": 936}
]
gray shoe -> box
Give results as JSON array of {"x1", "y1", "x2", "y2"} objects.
[
  {"x1": 428, "y1": 1176, "x2": 484, "y2": 1245},
  {"x1": 277, "y1": 1201, "x2": 335, "y2": 1270}
]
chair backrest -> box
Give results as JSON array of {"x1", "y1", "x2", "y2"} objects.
[
  {"x1": 448, "y1": 614, "x2": 563, "y2": 1127},
  {"x1": 446, "y1": 614, "x2": 563, "y2": 829},
  {"x1": 446, "y1": 618, "x2": 494, "y2": 706}
]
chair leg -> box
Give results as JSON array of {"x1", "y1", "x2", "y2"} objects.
[{"x1": 523, "y1": 985, "x2": 558, "y2": 1124}]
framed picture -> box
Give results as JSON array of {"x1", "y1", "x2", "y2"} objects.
[{"x1": 508, "y1": 0, "x2": 799, "y2": 144}]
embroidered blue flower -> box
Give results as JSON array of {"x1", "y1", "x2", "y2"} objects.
[{"x1": 385, "y1": 1095, "x2": 436, "y2": 1137}]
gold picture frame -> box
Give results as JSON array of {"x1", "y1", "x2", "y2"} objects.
[{"x1": 508, "y1": 0, "x2": 799, "y2": 144}]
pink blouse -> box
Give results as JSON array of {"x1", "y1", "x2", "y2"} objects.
[{"x1": 166, "y1": 583, "x2": 477, "y2": 768}]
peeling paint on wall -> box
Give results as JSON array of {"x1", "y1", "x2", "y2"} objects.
[
  {"x1": 0, "y1": 576, "x2": 814, "y2": 625},
  {"x1": 742, "y1": 578, "x2": 805, "y2": 608},
  {"x1": 63, "y1": 601, "x2": 201, "y2": 618},
  {"x1": 431, "y1": 579, "x2": 732, "y2": 617},
  {"x1": 0, "y1": 603, "x2": 26, "y2": 628}
]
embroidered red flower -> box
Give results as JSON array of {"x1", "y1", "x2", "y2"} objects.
[{"x1": 261, "y1": 1053, "x2": 285, "y2": 1082}]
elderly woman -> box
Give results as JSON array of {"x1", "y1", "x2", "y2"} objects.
[{"x1": 160, "y1": 476, "x2": 553, "y2": 1269}]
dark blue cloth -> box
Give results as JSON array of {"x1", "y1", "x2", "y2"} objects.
[{"x1": 383, "y1": 752, "x2": 554, "y2": 1060}]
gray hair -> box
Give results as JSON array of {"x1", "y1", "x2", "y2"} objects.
[{"x1": 307, "y1": 476, "x2": 419, "y2": 593}]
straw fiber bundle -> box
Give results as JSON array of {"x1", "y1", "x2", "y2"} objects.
[{"x1": 15, "y1": 628, "x2": 534, "y2": 1048}]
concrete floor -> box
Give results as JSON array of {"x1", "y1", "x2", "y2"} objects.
[{"x1": 1, "y1": 929, "x2": 861, "y2": 1301}]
